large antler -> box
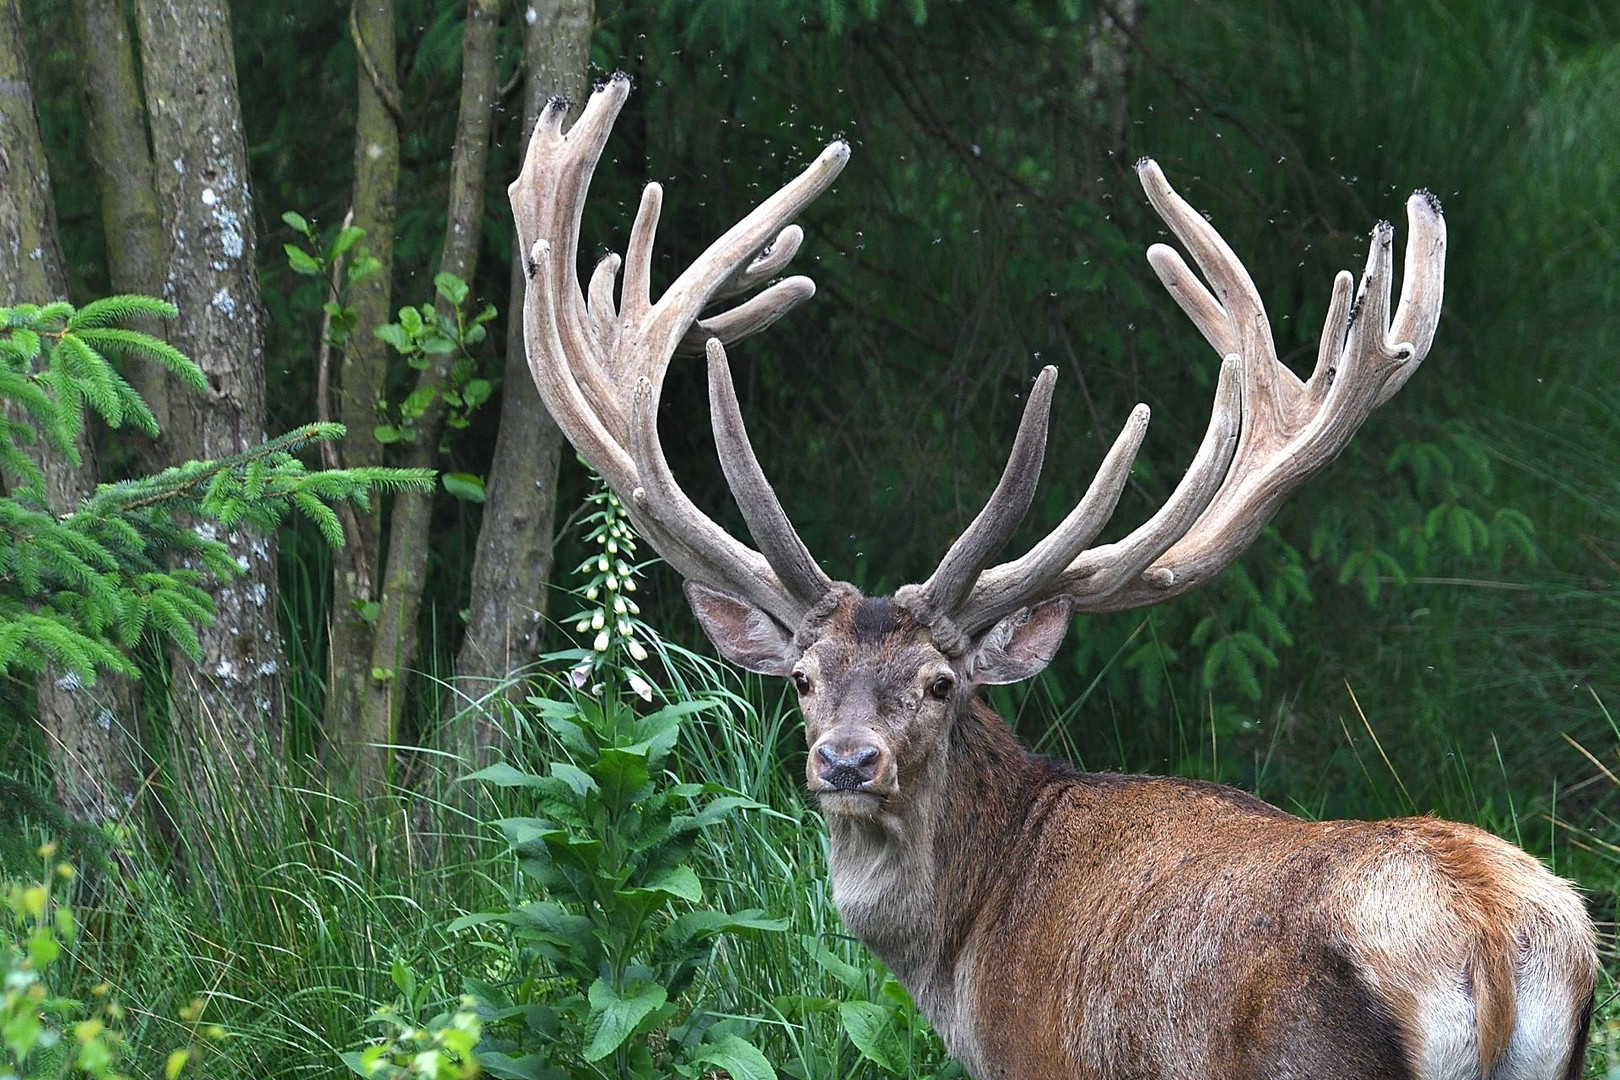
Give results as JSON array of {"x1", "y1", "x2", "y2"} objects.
[
  {"x1": 509, "y1": 74, "x2": 849, "y2": 628},
  {"x1": 901, "y1": 159, "x2": 1446, "y2": 640}
]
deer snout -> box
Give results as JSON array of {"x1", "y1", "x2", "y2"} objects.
[{"x1": 814, "y1": 742, "x2": 884, "y2": 791}]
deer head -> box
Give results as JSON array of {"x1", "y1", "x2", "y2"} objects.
[{"x1": 509, "y1": 73, "x2": 1444, "y2": 828}]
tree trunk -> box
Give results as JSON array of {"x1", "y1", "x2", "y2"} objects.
[
  {"x1": 448, "y1": 0, "x2": 593, "y2": 766},
  {"x1": 71, "y1": 0, "x2": 171, "y2": 469},
  {"x1": 133, "y1": 0, "x2": 284, "y2": 806},
  {"x1": 356, "y1": 0, "x2": 501, "y2": 784},
  {"x1": 0, "y1": 0, "x2": 140, "y2": 826},
  {"x1": 323, "y1": 0, "x2": 401, "y2": 780}
]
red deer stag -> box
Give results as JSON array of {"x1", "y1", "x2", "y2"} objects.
[{"x1": 509, "y1": 74, "x2": 1597, "y2": 1080}]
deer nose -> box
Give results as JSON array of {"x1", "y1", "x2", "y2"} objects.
[{"x1": 816, "y1": 743, "x2": 882, "y2": 790}]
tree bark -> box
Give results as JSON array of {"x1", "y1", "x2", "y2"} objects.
[
  {"x1": 324, "y1": 0, "x2": 400, "y2": 780},
  {"x1": 133, "y1": 0, "x2": 284, "y2": 798},
  {"x1": 448, "y1": 0, "x2": 593, "y2": 766},
  {"x1": 0, "y1": 0, "x2": 140, "y2": 826},
  {"x1": 357, "y1": 0, "x2": 501, "y2": 783}
]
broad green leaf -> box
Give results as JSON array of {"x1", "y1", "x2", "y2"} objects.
[
  {"x1": 592, "y1": 746, "x2": 652, "y2": 810},
  {"x1": 549, "y1": 761, "x2": 597, "y2": 800},
  {"x1": 582, "y1": 980, "x2": 666, "y2": 1062},
  {"x1": 442, "y1": 472, "x2": 486, "y2": 503},
  {"x1": 333, "y1": 225, "x2": 366, "y2": 258},
  {"x1": 839, "y1": 1000, "x2": 905, "y2": 1074},
  {"x1": 402, "y1": 385, "x2": 437, "y2": 420},
  {"x1": 374, "y1": 324, "x2": 412, "y2": 352},
  {"x1": 284, "y1": 243, "x2": 321, "y2": 275},
  {"x1": 806, "y1": 937, "x2": 867, "y2": 990},
  {"x1": 461, "y1": 762, "x2": 545, "y2": 788},
  {"x1": 628, "y1": 863, "x2": 702, "y2": 903},
  {"x1": 693, "y1": 1035, "x2": 776, "y2": 1080},
  {"x1": 476, "y1": 1050, "x2": 568, "y2": 1080},
  {"x1": 668, "y1": 909, "x2": 788, "y2": 950},
  {"x1": 434, "y1": 272, "x2": 470, "y2": 306}
]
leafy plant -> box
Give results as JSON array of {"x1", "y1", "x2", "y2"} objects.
[
  {"x1": 452, "y1": 474, "x2": 785, "y2": 1079},
  {"x1": 341, "y1": 961, "x2": 482, "y2": 1080},
  {"x1": 1, "y1": 845, "x2": 122, "y2": 1080},
  {"x1": 372, "y1": 273, "x2": 497, "y2": 450},
  {"x1": 2, "y1": 843, "x2": 220, "y2": 1080}
]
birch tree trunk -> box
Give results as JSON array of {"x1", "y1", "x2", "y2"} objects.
[
  {"x1": 448, "y1": 0, "x2": 593, "y2": 765},
  {"x1": 324, "y1": 0, "x2": 400, "y2": 777},
  {"x1": 0, "y1": 0, "x2": 139, "y2": 826},
  {"x1": 133, "y1": 0, "x2": 285, "y2": 800},
  {"x1": 356, "y1": 0, "x2": 501, "y2": 786}
]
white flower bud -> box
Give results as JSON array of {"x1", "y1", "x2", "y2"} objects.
[{"x1": 593, "y1": 630, "x2": 610, "y2": 651}]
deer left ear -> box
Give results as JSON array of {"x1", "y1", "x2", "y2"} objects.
[{"x1": 966, "y1": 597, "x2": 1073, "y2": 686}]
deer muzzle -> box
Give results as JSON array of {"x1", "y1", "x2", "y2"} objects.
[{"x1": 813, "y1": 741, "x2": 885, "y2": 792}]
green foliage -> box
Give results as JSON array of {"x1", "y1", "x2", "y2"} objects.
[
  {"x1": 1, "y1": 844, "x2": 221, "y2": 1080},
  {"x1": 456, "y1": 684, "x2": 787, "y2": 1077},
  {"x1": 280, "y1": 210, "x2": 381, "y2": 354},
  {"x1": 0, "y1": 298, "x2": 434, "y2": 685},
  {"x1": 804, "y1": 946, "x2": 963, "y2": 1079},
  {"x1": 371, "y1": 273, "x2": 497, "y2": 446},
  {"x1": 341, "y1": 962, "x2": 481, "y2": 1080},
  {"x1": 1, "y1": 847, "x2": 124, "y2": 1080},
  {"x1": 0, "y1": 297, "x2": 201, "y2": 493}
]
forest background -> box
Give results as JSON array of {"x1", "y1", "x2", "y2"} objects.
[{"x1": 1, "y1": 0, "x2": 1618, "y2": 1077}]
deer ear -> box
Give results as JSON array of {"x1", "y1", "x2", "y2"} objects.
[
  {"x1": 966, "y1": 596, "x2": 1073, "y2": 686},
  {"x1": 683, "y1": 581, "x2": 800, "y2": 676}
]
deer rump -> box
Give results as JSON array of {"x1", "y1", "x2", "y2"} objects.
[{"x1": 509, "y1": 74, "x2": 1598, "y2": 1080}]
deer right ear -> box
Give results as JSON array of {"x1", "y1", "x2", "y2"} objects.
[{"x1": 683, "y1": 581, "x2": 800, "y2": 676}]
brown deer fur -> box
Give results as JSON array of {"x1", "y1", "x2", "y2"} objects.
[{"x1": 755, "y1": 595, "x2": 1597, "y2": 1080}]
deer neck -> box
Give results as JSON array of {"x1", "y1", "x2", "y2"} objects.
[{"x1": 823, "y1": 700, "x2": 1034, "y2": 1051}]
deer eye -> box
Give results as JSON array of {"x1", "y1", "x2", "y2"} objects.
[
  {"x1": 791, "y1": 671, "x2": 812, "y2": 695},
  {"x1": 926, "y1": 674, "x2": 955, "y2": 700}
]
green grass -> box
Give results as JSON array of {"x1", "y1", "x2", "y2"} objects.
[{"x1": 2, "y1": 648, "x2": 1616, "y2": 1078}]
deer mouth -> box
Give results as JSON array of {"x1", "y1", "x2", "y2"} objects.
[{"x1": 813, "y1": 785, "x2": 893, "y2": 816}]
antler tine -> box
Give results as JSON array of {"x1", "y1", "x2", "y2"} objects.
[
  {"x1": 677, "y1": 274, "x2": 819, "y2": 356},
  {"x1": 944, "y1": 160, "x2": 1444, "y2": 632},
  {"x1": 908, "y1": 367, "x2": 1059, "y2": 618},
  {"x1": 1377, "y1": 190, "x2": 1446, "y2": 405},
  {"x1": 706, "y1": 338, "x2": 834, "y2": 606},
  {"x1": 513, "y1": 75, "x2": 850, "y2": 627},
  {"x1": 633, "y1": 142, "x2": 850, "y2": 390},
  {"x1": 955, "y1": 356, "x2": 1241, "y2": 636}
]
